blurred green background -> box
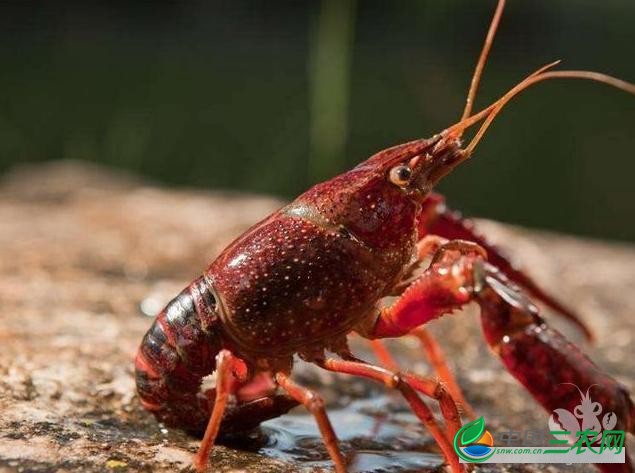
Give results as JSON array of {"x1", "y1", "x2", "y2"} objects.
[{"x1": 1, "y1": 1, "x2": 634, "y2": 240}]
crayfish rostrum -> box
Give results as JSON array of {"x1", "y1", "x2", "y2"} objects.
[{"x1": 135, "y1": 1, "x2": 635, "y2": 471}]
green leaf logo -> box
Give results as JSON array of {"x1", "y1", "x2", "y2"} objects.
[
  {"x1": 453, "y1": 416, "x2": 495, "y2": 463},
  {"x1": 460, "y1": 417, "x2": 485, "y2": 446}
]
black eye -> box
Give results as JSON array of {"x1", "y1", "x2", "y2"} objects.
[{"x1": 389, "y1": 165, "x2": 412, "y2": 187}]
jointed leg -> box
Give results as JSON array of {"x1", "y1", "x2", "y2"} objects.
[
  {"x1": 370, "y1": 338, "x2": 473, "y2": 430},
  {"x1": 275, "y1": 372, "x2": 347, "y2": 473},
  {"x1": 398, "y1": 369, "x2": 462, "y2": 440},
  {"x1": 410, "y1": 327, "x2": 476, "y2": 420},
  {"x1": 316, "y1": 357, "x2": 463, "y2": 473},
  {"x1": 369, "y1": 339, "x2": 399, "y2": 371},
  {"x1": 194, "y1": 349, "x2": 240, "y2": 472}
]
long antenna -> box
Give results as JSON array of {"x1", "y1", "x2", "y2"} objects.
[
  {"x1": 433, "y1": 63, "x2": 635, "y2": 179},
  {"x1": 460, "y1": 0, "x2": 506, "y2": 123},
  {"x1": 464, "y1": 69, "x2": 635, "y2": 156},
  {"x1": 446, "y1": 60, "x2": 561, "y2": 138}
]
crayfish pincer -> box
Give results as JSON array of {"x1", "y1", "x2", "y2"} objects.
[{"x1": 135, "y1": 1, "x2": 635, "y2": 471}]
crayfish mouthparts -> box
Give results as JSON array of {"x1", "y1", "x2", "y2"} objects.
[
  {"x1": 407, "y1": 130, "x2": 474, "y2": 185},
  {"x1": 415, "y1": 136, "x2": 466, "y2": 191}
]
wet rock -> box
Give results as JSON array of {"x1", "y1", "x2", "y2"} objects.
[{"x1": 0, "y1": 161, "x2": 633, "y2": 472}]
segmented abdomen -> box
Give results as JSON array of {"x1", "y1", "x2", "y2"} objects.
[{"x1": 135, "y1": 276, "x2": 222, "y2": 434}]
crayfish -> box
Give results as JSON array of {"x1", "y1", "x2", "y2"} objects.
[{"x1": 135, "y1": 1, "x2": 635, "y2": 471}]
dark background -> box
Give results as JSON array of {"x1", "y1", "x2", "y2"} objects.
[{"x1": 1, "y1": 0, "x2": 634, "y2": 240}]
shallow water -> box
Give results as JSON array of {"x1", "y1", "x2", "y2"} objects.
[{"x1": 247, "y1": 395, "x2": 444, "y2": 472}]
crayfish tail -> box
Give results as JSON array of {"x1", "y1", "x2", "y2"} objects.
[{"x1": 135, "y1": 276, "x2": 224, "y2": 434}]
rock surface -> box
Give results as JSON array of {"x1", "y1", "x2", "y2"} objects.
[{"x1": 0, "y1": 161, "x2": 633, "y2": 472}]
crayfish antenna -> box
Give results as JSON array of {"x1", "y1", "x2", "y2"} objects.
[
  {"x1": 462, "y1": 69, "x2": 635, "y2": 157},
  {"x1": 444, "y1": 60, "x2": 561, "y2": 143},
  {"x1": 460, "y1": 0, "x2": 506, "y2": 123},
  {"x1": 439, "y1": 0, "x2": 635, "y2": 162},
  {"x1": 436, "y1": 65, "x2": 635, "y2": 173}
]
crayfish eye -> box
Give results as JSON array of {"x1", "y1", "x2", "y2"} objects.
[{"x1": 388, "y1": 165, "x2": 412, "y2": 187}]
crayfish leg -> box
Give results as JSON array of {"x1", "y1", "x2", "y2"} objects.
[
  {"x1": 369, "y1": 333, "x2": 476, "y2": 421},
  {"x1": 193, "y1": 349, "x2": 239, "y2": 472},
  {"x1": 315, "y1": 357, "x2": 464, "y2": 473},
  {"x1": 410, "y1": 327, "x2": 476, "y2": 420},
  {"x1": 275, "y1": 371, "x2": 347, "y2": 473},
  {"x1": 418, "y1": 192, "x2": 594, "y2": 341}
]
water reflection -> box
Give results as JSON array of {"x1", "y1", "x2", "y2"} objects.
[{"x1": 259, "y1": 396, "x2": 444, "y2": 472}]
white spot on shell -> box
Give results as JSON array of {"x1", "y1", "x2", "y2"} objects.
[{"x1": 228, "y1": 253, "x2": 247, "y2": 268}]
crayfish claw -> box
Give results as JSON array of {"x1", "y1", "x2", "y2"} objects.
[{"x1": 480, "y1": 262, "x2": 539, "y2": 316}]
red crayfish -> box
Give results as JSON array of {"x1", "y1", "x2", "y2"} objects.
[{"x1": 135, "y1": 1, "x2": 635, "y2": 471}]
